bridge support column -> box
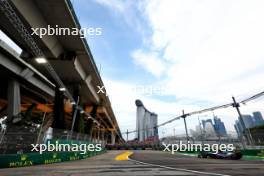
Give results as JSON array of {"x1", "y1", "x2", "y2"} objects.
[
  {"x1": 7, "y1": 79, "x2": 21, "y2": 123},
  {"x1": 101, "y1": 130, "x2": 105, "y2": 142},
  {"x1": 87, "y1": 105, "x2": 98, "y2": 140},
  {"x1": 111, "y1": 131, "x2": 116, "y2": 144},
  {"x1": 97, "y1": 129, "x2": 100, "y2": 141},
  {"x1": 52, "y1": 88, "x2": 66, "y2": 129},
  {"x1": 95, "y1": 129, "x2": 98, "y2": 143},
  {"x1": 90, "y1": 128, "x2": 94, "y2": 141},
  {"x1": 107, "y1": 132, "x2": 111, "y2": 144}
]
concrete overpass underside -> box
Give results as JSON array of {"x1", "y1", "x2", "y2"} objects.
[{"x1": 0, "y1": 0, "x2": 123, "y2": 153}]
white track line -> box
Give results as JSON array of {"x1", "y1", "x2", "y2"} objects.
[{"x1": 128, "y1": 157, "x2": 231, "y2": 176}]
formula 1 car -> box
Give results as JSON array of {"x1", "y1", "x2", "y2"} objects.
[{"x1": 198, "y1": 150, "x2": 243, "y2": 160}]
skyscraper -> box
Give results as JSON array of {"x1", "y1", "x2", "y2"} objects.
[
  {"x1": 204, "y1": 121, "x2": 217, "y2": 137},
  {"x1": 241, "y1": 115, "x2": 255, "y2": 128},
  {"x1": 234, "y1": 113, "x2": 262, "y2": 137},
  {"x1": 201, "y1": 117, "x2": 227, "y2": 137},
  {"x1": 202, "y1": 119, "x2": 213, "y2": 129},
  {"x1": 234, "y1": 120, "x2": 243, "y2": 136},
  {"x1": 252, "y1": 111, "x2": 264, "y2": 126},
  {"x1": 135, "y1": 99, "x2": 158, "y2": 141},
  {"x1": 213, "y1": 116, "x2": 227, "y2": 136}
]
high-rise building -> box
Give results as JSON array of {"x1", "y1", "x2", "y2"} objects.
[
  {"x1": 241, "y1": 115, "x2": 255, "y2": 128},
  {"x1": 234, "y1": 120, "x2": 243, "y2": 136},
  {"x1": 234, "y1": 113, "x2": 264, "y2": 137},
  {"x1": 201, "y1": 117, "x2": 227, "y2": 137},
  {"x1": 202, "y1": 119, "x2": 213, "y2": 129},
  {"x1": 204, "y1": 121, "x2": 217, "y2": 137},
  {"x1": 234, "y1": 124, "x2": 239, "y2": 136},
  {"x1": 213, "y1": 116, "x2": 227, "y2": 136},
  {"x1": 135, "y1": 99, "x2": 158, "y2": 141},
  {"x1": 252, "y1": 111, "x2": 264, "y2": 126}
]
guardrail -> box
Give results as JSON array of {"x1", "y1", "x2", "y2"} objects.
[
  {"x1": 0, "y1": 147, "x2": 106, "y2": 168},
  {"x1": 0, "y1": 127, "x2": 106, "y2": 168}
]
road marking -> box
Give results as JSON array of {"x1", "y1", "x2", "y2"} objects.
[
  {"x1": 179, "y1": 153, "x2": 197, "y2": 157},
  {"x1": 165, "y1": 158, "x2": 186, "y2": 161},
  {"x1": 128, "y1": 158, "x2": 231, "y2": 176},
  {"x1": 115, "y1": 151, "x2": 133, "y2": 161}
]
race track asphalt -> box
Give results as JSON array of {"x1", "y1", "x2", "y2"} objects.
[
  {"x1": 130, "y1": 150, "x2": 264, "y2": 176},
  {"x1": 0, "y1": 150, "x2": 263, "y2": 176}
]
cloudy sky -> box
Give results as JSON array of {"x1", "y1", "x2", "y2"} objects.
[
  {"x1": 69, "y1": 0, "x2": 264, "y2": 138},
  {"x1": 2, "y1": 0, "x2": 264, "y2": 138}
]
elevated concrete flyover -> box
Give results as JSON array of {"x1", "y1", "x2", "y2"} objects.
[
  {"x1": 0, "y1": 0, "x2": 123, "y2": 144},
  {"x1": 0, "y1": 39, "x2": 55, "y2": 119},
  {"x1": 0, "y1": 39, "x2": 58, "y2": 153}
]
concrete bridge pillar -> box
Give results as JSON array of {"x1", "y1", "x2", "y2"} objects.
[
  {"x1": 111, "y1": 131, "x2": 116, "y2": 144},
  {"x1": 89, "y1": 128, "x2": 94, "y2": 141},
  {"x1": 97, "y1": 128, "x2": 100, "y2": 141},
  {"x1": 7, "y1": 79, "x2": 21, "y2": 123},
  {"x1": 52, "y1": 88, "x2": 66, "y2": 129},
  {"x1": 101, "y1": 130, "x2": 105, "y2": 141},
  {"x1": 101, "y1": 130, "x2": 105, "y2": 146},
  {"x1": 86, "y1": 105, "x2": 98, "y2": 139}
]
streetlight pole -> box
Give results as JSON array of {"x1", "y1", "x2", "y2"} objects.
[{"x1": 69, "y1": 96, "x2": 80, "y2": 140}]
